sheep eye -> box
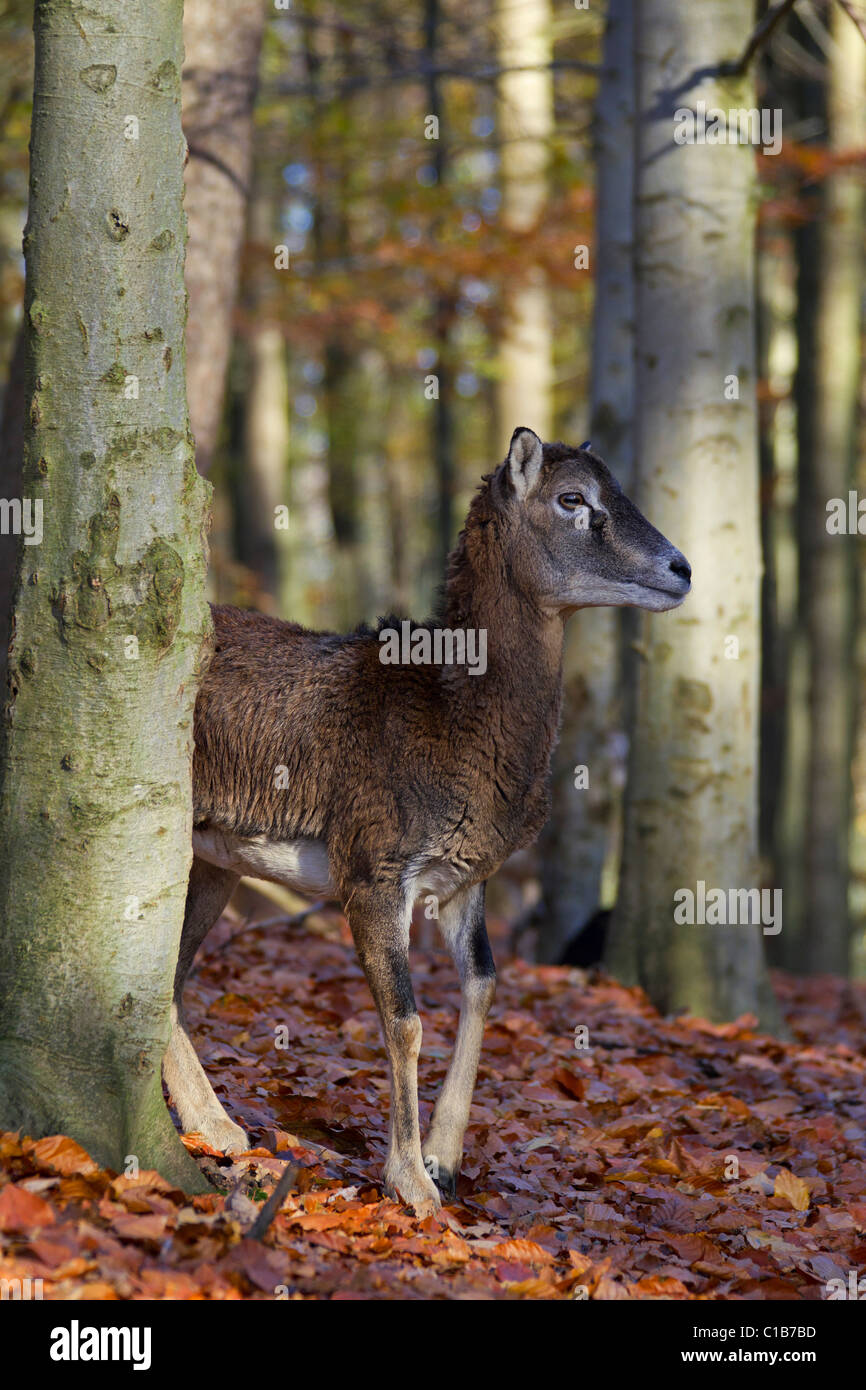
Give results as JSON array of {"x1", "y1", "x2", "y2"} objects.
[{"x1": 559, "y1": 492, "x2": 585, "y2": 510}]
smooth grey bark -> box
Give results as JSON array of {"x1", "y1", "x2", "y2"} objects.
[
  {"x1": 240, "y1": 322, "x2": 290, "y2": 607},
  {"x1": 494, "y1": 0, "x2": 554, "y2": 450},
  {"x1": 606, "y1": 0, "x2": 779, "y2": 1027},
  {"x1": 537, "y1": 0, "x2": 635, "y2": 962},
  {"x1": 800, "y1": 6, "x2": 864, "y2": 975},
  {"x1": 782, "y1": 31, "x2": 825, "y2": 968},
  {"x1": 182, "y1": 0, "x2": 265, "y2": 476},
  {"x1": 425, "y1": 0, "x2": 458, "y2": 574},
  {"x1": 232, "y1": 185, "x2": 290, "y2": 613},
  {"x1": 0, "y1": 0, "x2": 212, "y2": 1188},
  {"x1": 756, "y1": 233, "x2": 800, "y2": 970}
]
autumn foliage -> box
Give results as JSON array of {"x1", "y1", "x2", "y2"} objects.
[{"x1": 1, "y1": 910, "x2": 864, "y2": 1300}]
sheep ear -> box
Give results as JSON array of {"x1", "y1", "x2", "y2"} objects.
[{"x1": 506, "y1": 427, "x2": 544, "y2": 499}]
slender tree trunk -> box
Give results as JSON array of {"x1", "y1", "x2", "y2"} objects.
[
  {"x1": 756, "y1": 231, "x2": 800, "y2": 968},
  {"x1": 536, "y1": 0, "x2": 634, "y2": 962},
  {"x1": 302, "y1": 21, "x2": 371, "y2": 626},
  {"x1": 606, "y1": 0, "x2": 779, "y2": 1026},
  {"x1": 757, "y1": 243, "x2": 785, "y2": 879},
  {"x1": 495, "y1": 0, "x2": 554, "y2": 449},
  {"x1": 232, "y1": 185, "x2": 290, "y2": 612},
  {"x1": 182, "y1": 0, "x2": 265, "y2": 475},
  {"x1": 782, "y1": 33, "x2": 825, "y2": 967},
  {"x1": 239, "y1": 323, "x2": 289, "y2": 607},
  {"x1": 425, "y1": 0, "x2": 458, "y2": 572},
  {"x1": 0, "y1": 0, "x2": 212, "y2": 1188},
  {"x1": 800, "y1": 5, "x2": 864, "y2": 974},
  {"x1": 382, "y1": 375, "x2": 414, "y2": 616},
  {"x1": 855, "y1": 356, "x2": 866, "y2": 978}
]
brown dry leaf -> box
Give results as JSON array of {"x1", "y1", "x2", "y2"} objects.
[
  {"x1": 288, "y1": 1210, "x2": 351, "y2": 1232},
  {"x1": 501, "y1": 1274, "x2": 556, "y2": 1297},
  {"x1": 427, "y1": 1232, "x2": 472, "y2": 1266},
  {"x1": 66, "y1": 1280, "x2": 121, "y2": 1300},
  {"x1": 773, "y1": 1167, "x2": 811, "y2": 1212},
  {"x1": 489, "y1": 1238, "x2": 555, "y2": 1265},
  {"x1": 112, "y1": 1213, "x2": 169, "y2": 1243},
  {"x1": 207, "y1": 993, "x2": 259, "y2": 1025},
  {"x1": 31, "y1": 1134, "x2": 99, "y2": 1176},
  {"x1": 631, "y1": 1275, "x2": 691, "y2": 1299},
  {"x1": 1, "y1": 925, "x2": 865, "y2": 1300},
  {"x1": 0, "y1": 1181, "x2": 55, "y2": 1231},
  {"x1": 551, "y1": 1067, "x2": 586, "y2": 1100},
  {"x1": 642, "y1": 1158, "x2": 681, "y2": 1176},
  {"x1": 595, "y1": 1274, "x2": 632, "y2": 1300}
]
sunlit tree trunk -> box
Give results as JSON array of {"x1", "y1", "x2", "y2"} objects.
[
  {"x1": 182, "y1": 0, "x2": 265, "y2": 475},
  {"x1": 0, "y1": 0, "x2": 212, "y2": 1187},
  {"x1": 382, "y1": 375, "x2": 414, "y2": 616},
  {"x1": 801, "y1": 6, "x2": 864, "y2": 975},
  {"x1": 240, "y1": 323, "x2": 290, "y2": 607},
  {"x1": 495, "y1": 0, "x2": 553, "y2": 449},
  {"x1": 537, "y1": 0, "x2": 634, "y2": 962},
  {"x1": 606, "y1": 0, "x2": 779, "y2": 1026},
  {"x1": 425, "y1": 0, "x2": 458, "y2": 572},
  {"x1": 756, "y1": 230, "x2": 800, "y2": 969},
  {"x1": 781, "y1": 30, "x2": 825, "y2": 967}
]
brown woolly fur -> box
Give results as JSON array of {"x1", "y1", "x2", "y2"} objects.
[{"x1": 168, "y1": 428, "x2": 691, "y2": 1214}]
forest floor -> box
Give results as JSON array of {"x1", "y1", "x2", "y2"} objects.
[{"x1": 1, "y1": 907, "x2": 865, "y2": 1300}]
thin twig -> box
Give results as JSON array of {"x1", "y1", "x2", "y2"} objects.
[
  {"x1": 723, "y1": 0, "x2": 800, "y2": 75},
  {"x1": 249, "y1": 1163, "x2": 300, "y2": 1241}
]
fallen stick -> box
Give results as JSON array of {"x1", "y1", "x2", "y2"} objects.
[{"x1": 250, "y1": 1162, "x2": 300, "y2": 1241}]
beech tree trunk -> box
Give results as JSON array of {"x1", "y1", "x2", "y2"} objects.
[
  {"x1": 182, "y1": 0, "x2": 265, "y2": 475},
  {"x1": 0, "y1": 0, "x2": 212, "y2": 1188},
  {"x1": 239, "y1": 323, "x2": 290, "y2": 608},
  {"x1": 801, "y1": 6, "x2": 864, "y2": 975},
  {"x1": 232, "y1": 184, "x2": 290, "y2": 612},
  {"x1": 537, "y1": 0, "x2": 635, "y2": 962},
  {"x1": 425, "y1": 0, "x2": 458, "y2": 572},
  {"x1": 606, "y1": 0, "x2": 779, "y2": 1026},
  {"x1": 495, "y1": 0, "x2": 553, "y2": 449}
]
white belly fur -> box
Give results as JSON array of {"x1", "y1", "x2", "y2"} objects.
[
  {"x1": 193, "y1": 829, "x2": 335, "y2": 898},
  {"x1": 193, "y1": 830, "x2": 469, "y2": 910}
]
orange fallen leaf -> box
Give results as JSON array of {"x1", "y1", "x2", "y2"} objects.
[
  {"x1": 773, "y1": 1168, "x2": 810, "y2": 1212},
  {"x1": 501, "y1": 1274, "x2": 556, "y2": 1297},
  {"x1": 489, "y1": 1238, "x2": 555, "y2": 1265},
  {"x1": 631, "y1": 1276, "x2": 691, "y2": 1299},
  {"x1": 31, "y1": 1134, "x2": 99, "y2": 1176},
  {"x1": 551, "y1": 1067, "x2": 586, "y2": 1100},
  {"x1": 112, "y1": 1213, "x2": 169, "y2": 1242},
  {"x1": 0, "y1": 1182, "x2": 55, "y2": 1232},
  {"x1": 289, "y1": 1211, "x2": 349, "y2": 1231}
]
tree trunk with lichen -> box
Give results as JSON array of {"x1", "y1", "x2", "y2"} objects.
[
  {"x1": 0, "y1": 0, "x2": 212, "y2": 1190},
  {"x1": 605, "y1": 0, "x2": 779, "y2": 1027}
]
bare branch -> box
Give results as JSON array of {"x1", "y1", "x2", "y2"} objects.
[{"x1": 723, "y1": 0, "x2": 800, "y2": 75}]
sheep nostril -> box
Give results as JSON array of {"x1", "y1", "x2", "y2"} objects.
[{"x1": 670, "y1": 557, "x2": 691, "y2": 584}]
